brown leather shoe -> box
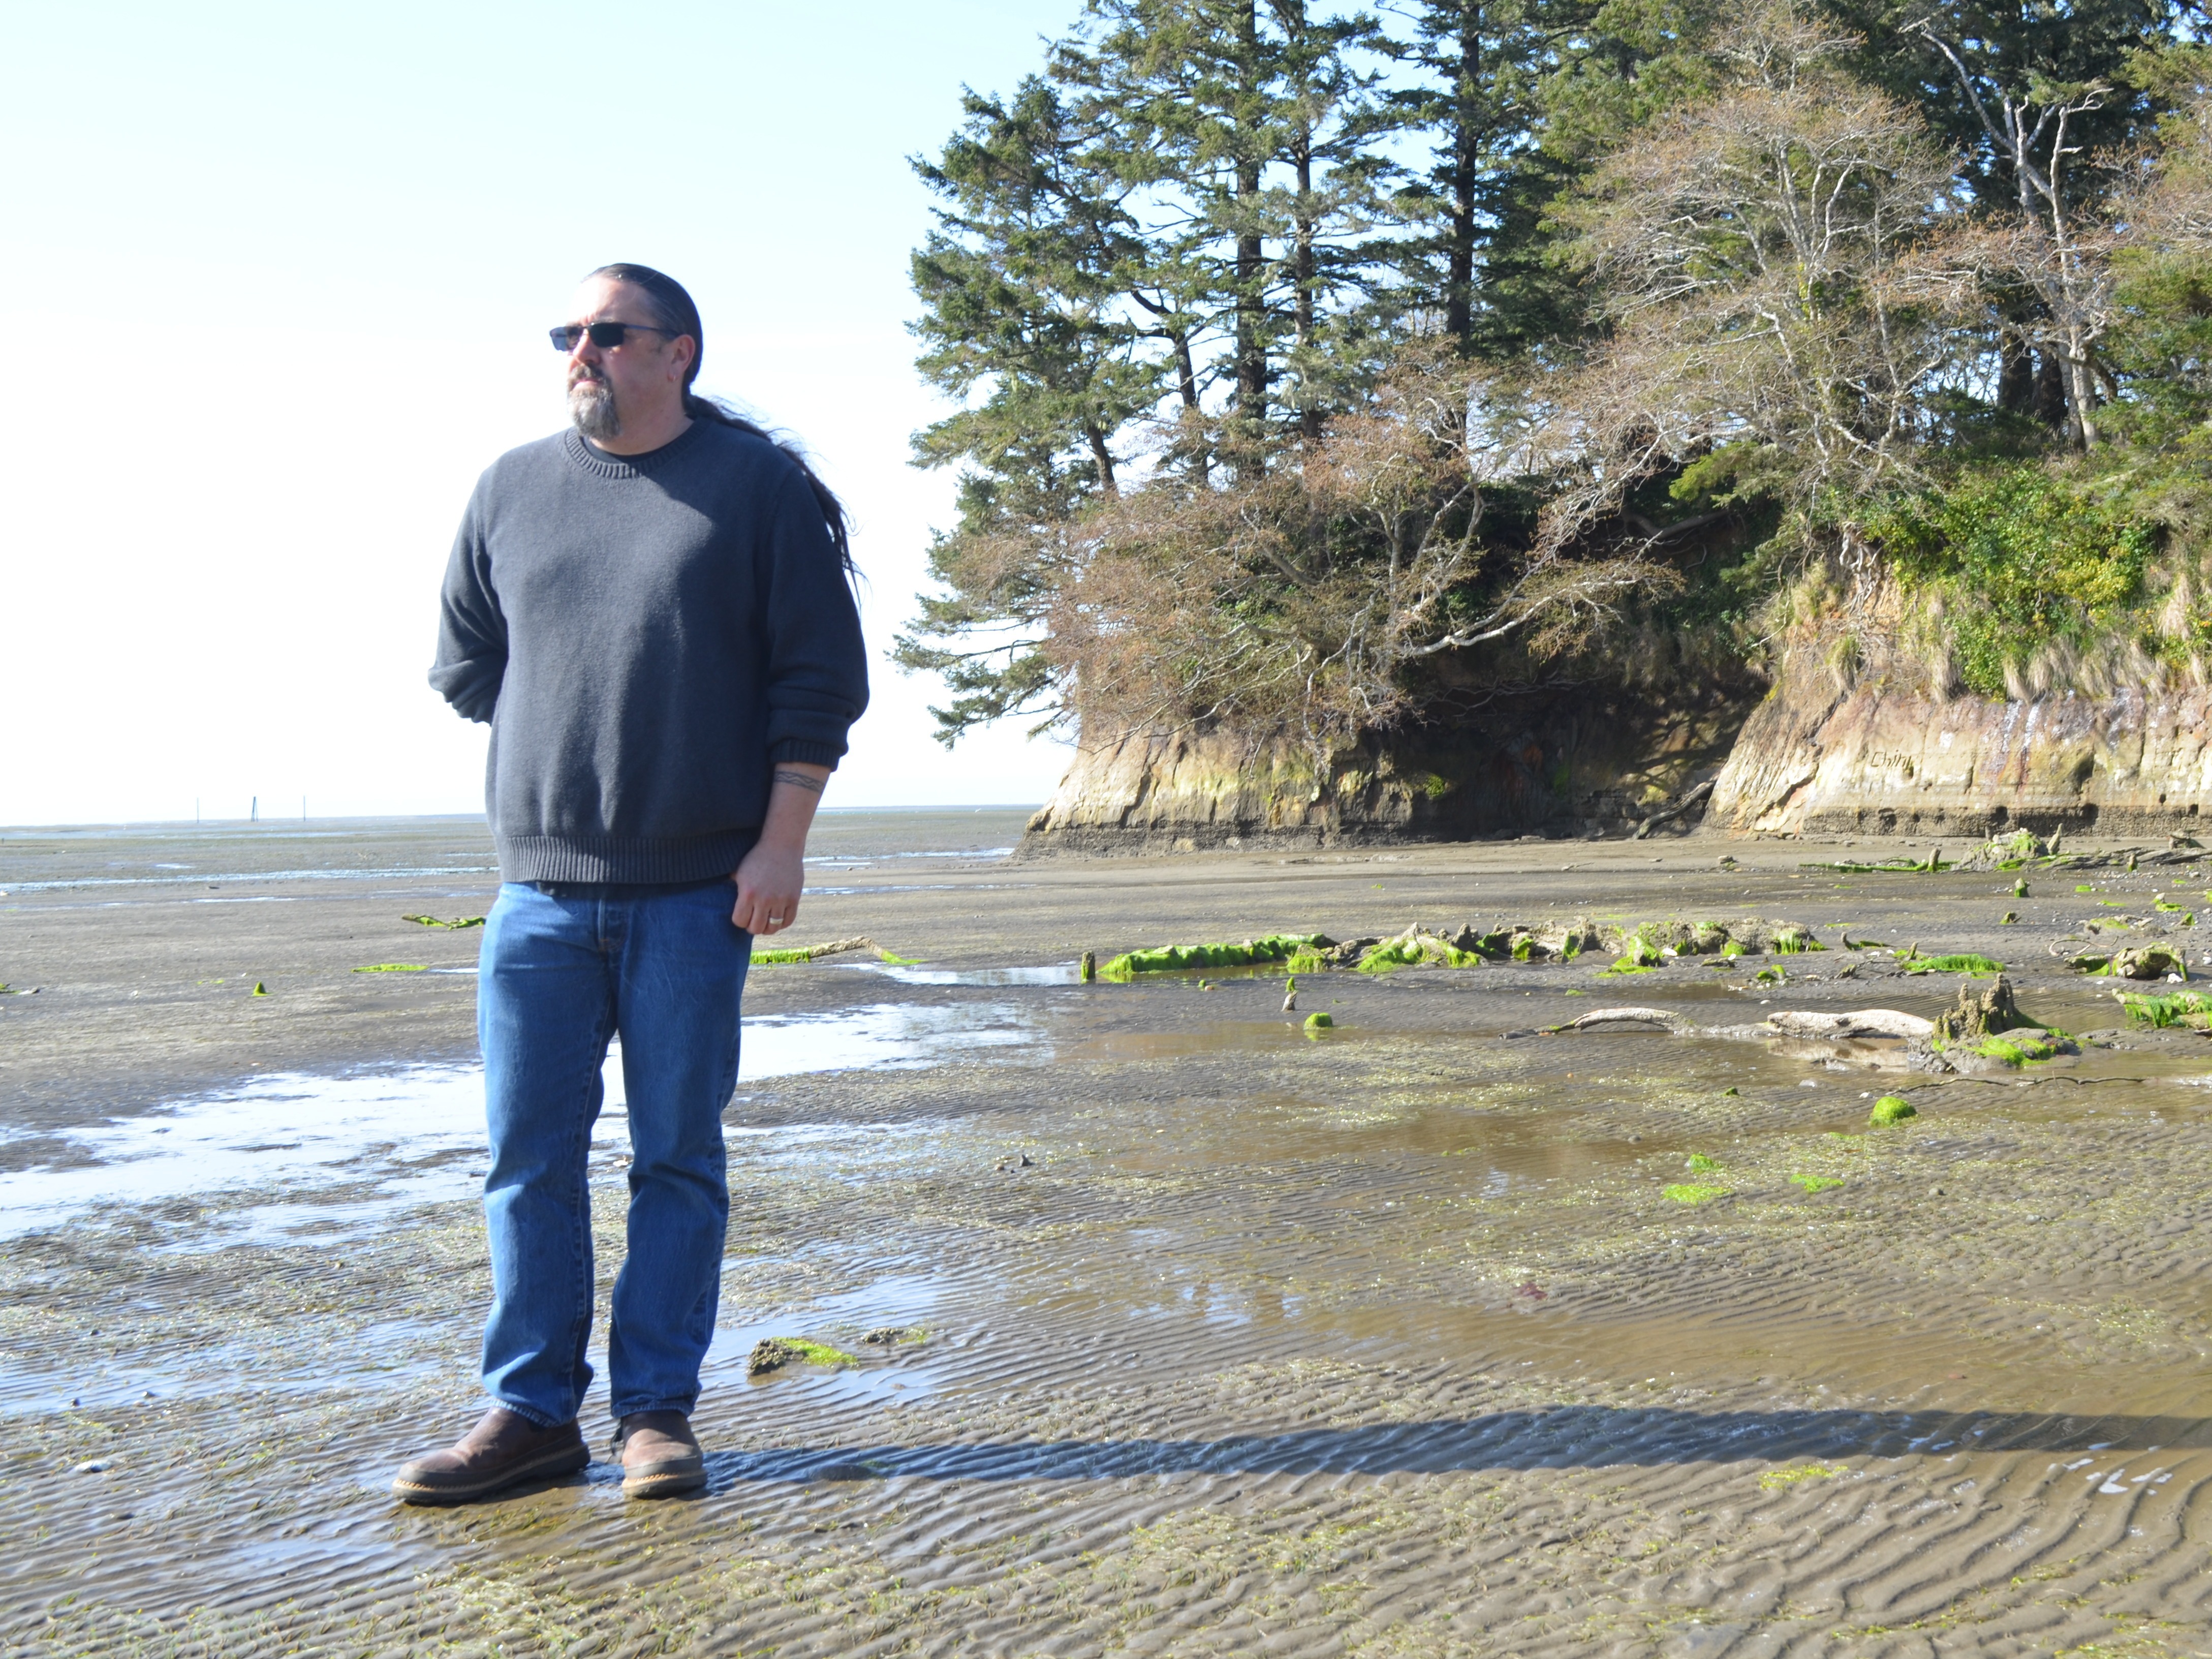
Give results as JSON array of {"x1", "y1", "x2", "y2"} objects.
[
  {"x1": 612, "y1": 1409, "x2": 706, "y2": 1498},
  {"x1": 391, "y1": 1406, "x2": 589, "y2": 1506}
]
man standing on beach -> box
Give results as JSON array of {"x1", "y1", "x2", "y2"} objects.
[{"x1": 394, "y1": 264, "x2": 869, "y2": 1503}]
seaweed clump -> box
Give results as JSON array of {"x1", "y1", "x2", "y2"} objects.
[
  {"x1": 2117, "y1": 988, "x2": 2212, "y2": 1029},
  {"x1": 1869, "y1": 1096, "x2": 1918, "y2": 1126}
]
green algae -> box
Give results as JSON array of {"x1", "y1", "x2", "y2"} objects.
[
  {"x1": 1104, "y1": 934, "x2": 1324, "y2": 979},
  {"x1": 353, "y1": 964, "x2": 428, "y2": 974},
  {"x1": 1079, "y1": 951, "x2": 1096, "y2": 982},
  {"x1": 2117, "y1": 988, "x2": 2212, "y2": 1028},
  {"x1": 1770, "y1": 928, "x2": 1825, "y2": 954},
  {"x1": 1789, "y1": 1173, "x2": 1845, "y2": 1193},
  {"x1": 1664, "y1": 1183, "x2": 1731, "y2": 1204},
  {"x1": 1904, "y1": 954, "x2": 2006, "y2": 976},
  {"x1": 751, "y1": 939, "x2": 919, "y2": 967},
  {"x1": 1759, "y1": 1462, "x2": 1847, "y2": 1489},
  {"x1": 251, "y1": 981, "x2": 268, "y2": 997},
  {"x1": 2000, "y1": 911, "x2": 2019, "y2": 924},
  {"x1": 1975, "y1": 1032, "x2": 2060, "y2": 1066},
  {"x1": 746, "y1": 1337, "x2": 857, "y2": 1376},
  {"x1": 1303, "y1": 1011, "x2": 1334, "y2": 1032},
  {"x1": 1753, "y1": 966, "x2": 1785, "y2": 984},
  {"x1": 1869, "y1": 1095, "x2": 1918, "y2": 1126},
  {"x1": 1284, "y1": 944, "x2": 1330, "y2": 974},
  {"x1": 401, "y1": 913, "x2": 485, "y2": 930},
  {"x1": 1686, "y1": 1153, "x2": 1723, "y2": 1173},
  {"x1": 1357, "y1": 933, "x2": 1484, "y2": 973},
  {"x1": 1809, "y1": 849, "x2": 1949, "y2": 873}
]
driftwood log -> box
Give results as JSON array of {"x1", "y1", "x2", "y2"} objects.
[{"x1": 1541, "y1": 979, "x2": 2068, "y2": 1076}]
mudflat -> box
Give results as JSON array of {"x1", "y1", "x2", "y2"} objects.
[{"x1": 6, "y1": 817, "x2": 2212, "y2": 1656}]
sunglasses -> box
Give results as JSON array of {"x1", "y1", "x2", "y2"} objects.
[{"x1": 548, "y1": 320, "x2": 681, "y2": 352}]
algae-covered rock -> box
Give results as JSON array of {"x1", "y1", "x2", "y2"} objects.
[
  {"x1": 2076, "y1": 945, "x2": 2188, "y2": 980},
  {"x1": 1905, "y1": 952, "x2": 2007, "y2": 976},
  {"x1": 1595, "y1": 916, "x2": 1818, "y2": 958},
  {"x1": 1101, "y1": 934, "x2": 1325, "y2": 979},
  {"x1": 1356, "y1": 925, "x2": 1493, "y2": 972},
  {"x1": 1973, "y1": 1029, "x2": 2067, "y2": 1066},
  {"x1": 1869, "y1": 1095, "x2": 1917, "y2": 1126},
  {"x1": 1304, "y1": 1010, "x2": 1334, "y2": 1031},
  {"x1": 747, "y1": 1337, "x2": 858, "y2": 1376}
]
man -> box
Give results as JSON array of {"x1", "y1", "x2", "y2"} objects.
[{"x1": 393, "y1": 263, "x2": 868, "y2": 1504}]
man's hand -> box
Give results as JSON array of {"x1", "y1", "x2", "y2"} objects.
[
  {"x1": 732, "y1": 762, "x2": 829, "y2": 935},
  {"x1": 733, "y1": 839, "x2": 804, "y2": 935}
]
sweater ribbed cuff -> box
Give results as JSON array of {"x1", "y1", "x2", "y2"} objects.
[{"x1": 770, "y1": 740, "x2": 845, "y2": 769}]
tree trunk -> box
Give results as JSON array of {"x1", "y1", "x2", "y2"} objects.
[
  {"x1": 1085, "y1": 422, "x2": 1119, "y2": 497},
  {"x1": 1295, "y1": 132, "x2": 1320, "y2": 442},
  {"x1": 1446, "y1": 4, "x2": 1481, "y2": 345},
  {"x1": 1233, "y1": 0, "x2": 1268, "y2": 445}
]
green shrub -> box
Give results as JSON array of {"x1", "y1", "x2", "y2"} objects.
[{"x1": 1866, "y1": 464, "x2": 2162, "y2": 697}]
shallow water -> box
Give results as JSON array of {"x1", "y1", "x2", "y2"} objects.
[{"x1": 0, "y1": 998, "x2": 1049, "y2": 1243}]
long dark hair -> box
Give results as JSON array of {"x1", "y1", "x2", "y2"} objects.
[{"x1": 587, "y1": 262, "x2": 855, "y2": 576}]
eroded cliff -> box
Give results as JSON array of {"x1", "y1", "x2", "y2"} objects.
[
  {"x1": 1020, "y1": 682, "x2": 1754, "y2": 853},
  {"x1": 1709, "y1": 665, "x2": 2212, "y2": 838}
]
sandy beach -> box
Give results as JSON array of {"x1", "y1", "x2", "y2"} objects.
[{"x1": 6, "y1": 817, "x2": 2212, "y2": 1656}]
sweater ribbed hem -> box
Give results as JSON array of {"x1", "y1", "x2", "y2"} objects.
[
  {"x1": 495, "y1": 831, "x2": 758, "y2": 885},
  {"x1": 770, "y1": 740, "x2": 847, "y2": 767}
]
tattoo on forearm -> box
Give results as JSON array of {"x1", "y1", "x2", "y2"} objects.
[{"x1": 771, "y1": 769, "x2": 827, "y2": 795}]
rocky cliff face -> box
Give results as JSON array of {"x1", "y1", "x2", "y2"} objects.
[
  {"x1": 1709, "y1": 663, "x2": 2212, "y2": 838},
  {"x1": 1020, "y1": 682, "x2": 1755, "y2": 854}
]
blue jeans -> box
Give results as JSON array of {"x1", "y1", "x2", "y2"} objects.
[{"x1": 476, "y1": 879, "x2": 751, "y2": 1426}]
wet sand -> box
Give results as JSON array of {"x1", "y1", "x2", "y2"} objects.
[{"x1": 7, "y1": 819, "x2": 2212, "y2": 1655}]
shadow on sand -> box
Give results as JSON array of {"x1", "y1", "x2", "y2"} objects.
[{"x1": 707, "y1": 1406, "x2": 2212, "y2": 1485}]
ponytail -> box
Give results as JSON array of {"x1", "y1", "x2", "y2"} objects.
[{"x1": 587, "y1": 262, "x2": 857, "y2": 577}]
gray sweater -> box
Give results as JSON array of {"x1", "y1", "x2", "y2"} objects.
[{"x1": 429, "y1": 422, "x2": 869, "y2": 884}]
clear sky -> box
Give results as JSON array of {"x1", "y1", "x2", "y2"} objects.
[{"x1": 0, "y1": 1, "x2": 1079, "y2": 826}]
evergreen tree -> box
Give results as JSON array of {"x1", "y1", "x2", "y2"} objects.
[{"x1": 898, "y1": 79, "x2": 1159, "y2": 737}]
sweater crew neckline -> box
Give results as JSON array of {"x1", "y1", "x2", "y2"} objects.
[{"x1": 562, "y1": 422, "x2": 704, "y2": 480}]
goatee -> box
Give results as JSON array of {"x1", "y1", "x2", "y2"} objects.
[{"x1": 569, "y1": 375, "x2": 620, "y2": 439}]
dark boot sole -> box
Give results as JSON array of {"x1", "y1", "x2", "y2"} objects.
[
  {"x1": 621, "y1": 1456, "x2": 706, "y2": 1499},
  {"x1": 392, "y1": 1441, "x2": 590, "y2": 1506}
]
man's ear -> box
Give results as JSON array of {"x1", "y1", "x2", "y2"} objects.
[{"x1": 670, "y1": 335, "x2": 698, "y2": 382}]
